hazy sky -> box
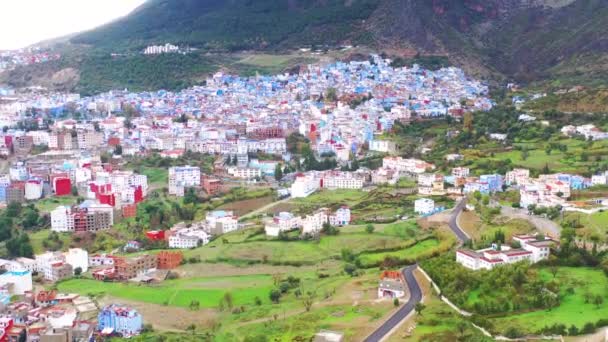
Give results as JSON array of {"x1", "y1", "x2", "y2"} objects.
[{"x1": 0, "y1": 0, "x2": 146, "y2": 50}]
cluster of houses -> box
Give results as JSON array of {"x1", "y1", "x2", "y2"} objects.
[
  {"x1": 264, "y1": 206, "x2": 351, "y2": 237},
  {"x1": 0, "y1": 248, "x2": 88, "y2": 290},
  {"x1": 0, "y1": 47, "x2": 60, "y2": 72},
  {"x1": 90, "y1": 251, "x2": 182, "y2": 282},
  {"x1": 456, "y1": 235, "x2": 556, "y2": 271},
  {"x1": 47, "y1": 168, "x2": 148, "y2": 232},
  {"x1": 146, "y1": 210, "x2": 239, "y2": 248},
  {"x1": 0, "y1": 54, "x2": 492, "y2": 184},
  {"x1": 168, "y1": 165, "x2": 221, "y2": 196},
  {"x1": 0, "y1": 293, "x2": 142, "y2": 341},
  {"x1": 561, "y1": 124, "x2": 608, "y2": 141}
]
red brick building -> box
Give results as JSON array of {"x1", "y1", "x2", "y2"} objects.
[
  {"x1": 202, "y1": 176, "x2": 221, "y2": 195},
  {"x1": 156, "y1": 251, "x2": 183, "y2": 270},
  {"x1": 122, "y1": 203, "x2": 137, "y2": 218}
]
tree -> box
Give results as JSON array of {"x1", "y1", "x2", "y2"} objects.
[
  {"x1": 365, "y1": 224, "x2": 375, "y2": 234},
  {"x1": 254, "y1": 296, "x2": 262, "y2": 306},
  {"x1": 74, "y1": 267, "x2": 82, "y2": 277},
  {"x1": 344, "y1": 263, "x2": 357, "y2": 276},
  {"x1": 186, "y1": 324, "x2": 196, "y2": 335},
  {"x1": 549, "y1": 266, "x2": 559, "y2": 279},
  {"x1": 414, "y1": 302, "x2": 426, "y2": 315},
  {"x1": 189, "y1": 300, "x2": 200, "y2": 311},
  {"x1": 594, "y1": 295, "x2": 604, "y2": 308},
  {"x1": 71, "y1": 185, "x2": 79, "y2": 196},
  {"x1": 223, "y1": 292, "x2": 234, "y2": 310},
  {"x1": 456, "y1": 322, "x2": 467, "y2": 340},
  {"x1": 269, "y1": 289, "x2": 281, "y2": 303},
  {"x1": 302, "y1": 292, "x2": 315, "y2": 312},
  {"x1": 274, "y1": 164, "x2": 283, "y2": 181},
  {"x1": 393, "y1": 298, "x2": 400, "y2": 307}
]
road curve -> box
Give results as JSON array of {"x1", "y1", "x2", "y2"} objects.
[
  {"x1": 363, "y1": 265, "x2": 423, "y2": 342},
  {"x1": 448, "y1": 198, "x2": 470, "y2": 244}
]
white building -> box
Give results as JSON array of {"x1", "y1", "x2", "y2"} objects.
[
  {"x1": 302, "y1": 209, "x2": 329, "y2": 235},
  {"x1": 64, "y1": 248, "x2": 89, "y2": 273},
  {"x1": 369, "y1": 140, "x2": 397, "y2": 154},
  {"x1": 456, "y1": 235, "x2": 554, "y2": 271},
  {"x1": 321, "y1": 172, "x2": 365, "y2": 190},
  {"x1": 329, "y1": 207, "x2": 351, "y2": 226},
  {"x1": 291, "y1": 173, "x2": 320, "y2": 198},
  {"x1": 35, "y1": 252, "x2": 66, "y2": 281},
  {"x1": 226, "y1": 167, "x2": 262, "y2": 179},
  {"x1": 144, "y1": 43, "x2": 180, "y2": 55},
  {"x1": 205, "y1": 210, "x2": 238, "y2": 235},
  {"x1": 414, "y1": 198, "x2": 435, "y2": 215},
  {"x1": 168, "y1": 166, "x2": 200, "y2": 196},
  {"x1": 50, "y1": 206, "x2": 72, "y2": 232},
  {"x1": 506, "y1": 168, "x2": 530, "y2": 185},
  {"x1": 264, "y1": 212, "x2": 301, "y2": 237},
  {"x1": 168, "y1": 229, "x2": 210, "y2": 249},
  {"x1": 25, "y1": 180, "x2": 43, "y2": 200},
  {"x1": 382, "y1": 157, "x2": 434, "y2": 174},
  {"x1": 0, "y1": 270, "x2": 32, "y2": 295},
  {"x1": 452, "y1": 167, "x2": 470, "y2": 178}
]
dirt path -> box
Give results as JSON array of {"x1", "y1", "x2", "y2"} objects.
[{"x1": 239, "y1": 197, "x2": 291, "y2": 220}]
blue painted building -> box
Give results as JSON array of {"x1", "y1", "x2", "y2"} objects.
[
  {"x1": 97, "y1": 304, "x2": 143, "y2": 337},
  {"x1": 480, "y1": 174, "x2": 504, "y2": 193}
]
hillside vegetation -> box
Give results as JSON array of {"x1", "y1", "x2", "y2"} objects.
[{"x1": 69, "y1": 0, "x2": 608, "y2": 86}]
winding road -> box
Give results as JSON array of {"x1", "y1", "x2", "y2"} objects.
[
  {"x1": 363, "y1": 199, "x2": 470, "y2": 341},
  {"x1": 448, "y1": 198, "x2": 471, "y2": 244},
  {"x1": 363, "y1": 265, "x2": 422, "y2": 342}
]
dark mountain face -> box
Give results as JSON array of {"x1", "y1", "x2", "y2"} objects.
[{"x1": 72, "y1": 0, "x2": 608, "y2": 85}]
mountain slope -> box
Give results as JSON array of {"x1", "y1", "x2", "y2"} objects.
[{"x1": 71, "y1": 0, "x2": 608, "y2": 85}]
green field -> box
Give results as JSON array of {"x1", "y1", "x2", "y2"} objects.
[
  {"x1": 58, "y1": 275, "x2": 275, "y2": 308},
  {"x1": 465, "y1": 138, "x2": 608, "y2": 175},
  {"x1": 490, "y1": 267, "x2": 608, "y2": 334},
  {"x1": 357, "y1": 238, "x2": 440, "y2": 267},
  {"x1": 183, "y1": 229, "x2": 425, "y2": 265}
]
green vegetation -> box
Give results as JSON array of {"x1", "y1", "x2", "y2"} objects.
[
  {"x1": 0, "y1": 203, "x2": 45, "y2": 258},
  {"x1": 73, "y1": 0, "x2": 379, "y2": 51},
  {"x1": 34, "y1": 195, "x2": 78, "y2": 213},
  {"x1": 77, "y1": 53, "x2": 217, "y2": 95},
  {"x1": 58, "y1": 275, "x2": 276, "y2": 308},
  {"x1": 560, "y1": 210, "x2": 608, "y2": 242},
  {"x1": 491, "y1": 267, "x2": 608, "y2": 336},
  {"x1": 125, "y1": 151, "x2": 215, "y2": 185},
  {"x1": 422, "y1": 255, "x2": 561, "y2": 316},
  {"x1": 523, "y1": 89, "x2": 608, "y2": 113},
  {"x1": 357, "y1": 238, "x2": 441, "y2": 267},
  {"x1": 390, "y1": 55, "x2": 450, "y2": 71},
  {"x1": 289, "y1": 189, "x2": 453, "y2": 224},
  {"x1": 29, "y1": 230, "x2": 70, "y2": 254}
]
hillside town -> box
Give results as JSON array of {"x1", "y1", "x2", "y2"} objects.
[{"x1": 0, "y1": 53, "x2": 607, "y2": 340}]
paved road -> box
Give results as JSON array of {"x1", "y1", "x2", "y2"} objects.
[
  {"x1": 363, "y1": 265, "x2": 422, "y2": 342},
  {"x1": 448, "y1": 199, "x2": 470, "y2": 244}
]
